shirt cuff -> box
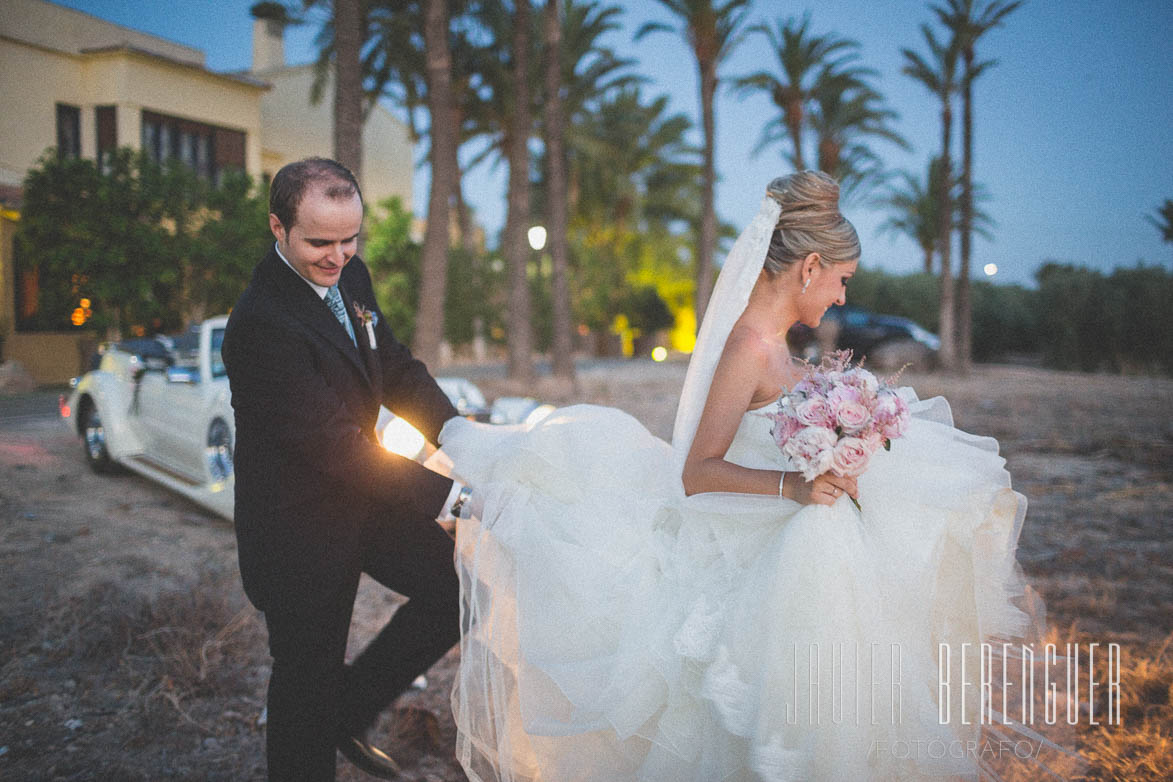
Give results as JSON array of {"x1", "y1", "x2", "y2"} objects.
[{"x1": 438, "y1": 480, "x2": 465, "y2": 521}]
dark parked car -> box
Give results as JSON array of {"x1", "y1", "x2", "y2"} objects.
[{"x1": 789, "y1": 305, "x2": 940, "y2": 369}]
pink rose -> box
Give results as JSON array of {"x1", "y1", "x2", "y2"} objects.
[
  {"x1": 794, "y1": 396, "x2": 833, "y2": 428},
  {"x1": 770, "y1": 411, "x2": 802, "y2": 447},
  {"x1": 827, "y1": 383, "x2": 863, "y2": 407},
  {"x1": 834, "y1": 399, "x2": 872, "y2": 434},
  {"x1": 783, "y1": 426, "x2": 837, "y2": 480},
  {"x1": 844, "y1": 367, "x2": 879, "y2": 395},
  {"x1": 831, "y1": 436, "x2": 871, "y2": 477},
  {"x1": 827, "y1": 385, "x2": 869, "y2": 433},
  {"x1": 874, "y1": 391, "x2": 910, "y2": 439},
  {"x1": 864, "y1": 430, "x2": 885, "y2": 453}
]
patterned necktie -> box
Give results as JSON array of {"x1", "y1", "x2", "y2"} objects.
[{"x1": 325, "y1": 285, "x2": 357, "y2": 347}]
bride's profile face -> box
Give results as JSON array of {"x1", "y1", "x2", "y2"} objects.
[{"x1": 798, "y1": 258, "x2": 858, "y2": 327}]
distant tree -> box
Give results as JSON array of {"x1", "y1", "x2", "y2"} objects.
[
  {"x1": 364, "y1": 195, "x2": 503, "y2": 349},
  {"x1": 734, "y1": 14, "x2": 859, "y2": 171},
  {"x1": 543, "y1": 0, "x2": 575, "y2": 380},
  {"x1": 875, "y1": 157, "x2": 992, "y2": 274},
  {"x1": 17, "y1": 150, "x2": 263, "y2": 336},
  {"x1": 902, "y1": 22, "x2": 960, "y2": 370},
  {"x1": 305, "y1": 0, "x2": 469, "y2": 365},
  {"x1": 808, "y1": 69, "x2": 906, "y2": 196},
  {"x1": 189, "y1": 170, "x2": 271, "y2": 320},
  {"x1": 567, "y1": 87, "x2": 699, "y2": 232},
  {"x1": 564, "y1": 87, "x2": 702, "y2": 344},
  {"x1": 1147, "y1": 199, "x2": 1173, "y2": 243},
  {"x1": 504, "y1": 0, "x2": 537, "y2": 380},
  {"x1": 933, "y1": 0, "x2": 1021, "y2": 370},
  {"x1": 875, "y1": 159, "x2": 946, "y2": 275},
  {"x1": 363, "y1": 195, "x2": 421, "y2": 343},
  {"x1": 331, "y1": 0, "x2": 364, "y2": 178},
  {"x1": 413, "y1": 0, "x2": 462, "y2": 367},
  {"x1": 637, "y1": 0, "x2": 751, "y2": 329}
]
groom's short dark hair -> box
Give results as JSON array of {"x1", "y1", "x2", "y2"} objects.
[{"x1": 269, "y1": 157, "x2": 363, "y2": 230}]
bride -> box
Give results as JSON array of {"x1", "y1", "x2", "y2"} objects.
[{"x1": 437, "y1": 172, "x2": 1055, "y2": 781}]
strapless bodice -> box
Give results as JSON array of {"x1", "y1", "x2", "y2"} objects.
[{"x1": 723, "y1": 408, "x2": 786, "y2": 471}]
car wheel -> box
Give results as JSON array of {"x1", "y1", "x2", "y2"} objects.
[
  {"x1": 80, "y1": 401, "x2": 115, "y2": 473},
  {"x1": 205, "y1": 418, "x2": 234, "y2": 483},
  {"x1": 869, "y1": 338, "x2": 935, "y2": 371}
]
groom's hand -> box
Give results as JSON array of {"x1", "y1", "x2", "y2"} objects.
[{"x1": 459, "y1": 483, "x2": 523, "y2": 526}]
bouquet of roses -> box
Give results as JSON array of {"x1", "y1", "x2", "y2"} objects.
[{"x1": 767, "y1": 350, "x2": 910, "y2": 510}]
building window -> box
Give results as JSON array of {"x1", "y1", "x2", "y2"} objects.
[
  {"x1": 96, "y1": 105, "x2": 117, "y2": 171},
  {"x1": 140, "y1": 110, "x2": 245, "y2": 181},
  {"x1": 56, "y1": 103, "x2": 81, "y2": 160}
]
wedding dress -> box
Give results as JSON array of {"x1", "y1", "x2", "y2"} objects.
[{"x1": 440, "y1": 195, "x2": 1072, "y2": 781}]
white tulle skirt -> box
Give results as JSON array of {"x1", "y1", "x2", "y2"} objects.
[{"x1": 442, "y1": 394, "x2": 1059, "y2": 782}]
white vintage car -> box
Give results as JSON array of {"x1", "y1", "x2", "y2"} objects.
[
  {"x1": 61, "y1": 316, "x2": 237, "y2": 519},
  {"x1": 61, "y1": 316, "x2": 552, "y2": 521}
]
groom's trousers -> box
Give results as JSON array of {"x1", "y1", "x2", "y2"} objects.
[{"x1": 261, "y1": 509, "x2": 461, "y2": 782}]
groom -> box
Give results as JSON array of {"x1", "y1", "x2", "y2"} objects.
[{"x1": 222, "y1": 158, "x2": 469, "y2": 780}]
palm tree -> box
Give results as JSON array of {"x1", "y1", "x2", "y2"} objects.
[
  {"x1": 410, "y1": 0, "x2": 462, "y2": 367},
  {"x1": 875, "y1": 159, "x2": 946, "y2": 274},
  {"x1": 636, "y1": 0, "x2": 751, "y2": 329},
  {"x1": 504, "y1": 0, "x2": 536, "y2": 381},
  {"x1": 460, "y1": 0, "x2": 633, "y2": 375},
  {"x1": 360, "y1": 1, "x2": 495, "y2": 259},
  {"x1": 1148, "y1": 199, "x2": 1173, "y2": 243},
  {"x1": 876, "y1": 157, "x2": 993, "y2": 274},
  {"x1": 902, "y1": 23, "x2": 960, "y2": 370},
  {"x1": 569, "y1": 87, "x2": 698, "y2": 230},
  {"x1": 544, "y1": 0, "x2": 574, "y2": 381},
  {"x1": 331, "y1": 0, "x2": 364, "y2": 179},
  {"x1": 733, "y1": 14, "x2": 860, "y2": 172},
  {"x1": 564, "y1": 86, "x2": 702, "y2": 344},
  {"x1": 808, "y1": 68, "x2": 907, "y2": 197},
  {"x1": 933, "y1": 0, "x2": 1021, "y2": 370},
  {"x1": 307, "y1": 0, "x2": 466, "y2": 363}
]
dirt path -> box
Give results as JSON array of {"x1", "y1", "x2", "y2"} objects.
[{"x1": 1, "y1": 363, "x2": 1170, "y2": 780}]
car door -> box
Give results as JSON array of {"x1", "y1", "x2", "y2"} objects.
[{"x1": 136, "y1": 330, "x2": 206, "y2": 481}]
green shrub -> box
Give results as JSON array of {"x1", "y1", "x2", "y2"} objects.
[
  {"x1": 848, "y1": 263, "x2": 1173, "y2": 375},
  {"x1": 970, "y1": 279, "x2": 1040, "y2": 361},
  {"x1": 1034, "y1": 262, "x2": 1173, "y2": 374}
]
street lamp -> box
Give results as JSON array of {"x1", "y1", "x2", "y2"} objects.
[
  {"x1": 983, "y1": 263, "x2": 998, "y2": 277},
  {"x1": 527, "y1": 225, "x2": 547, "y2": 251}
]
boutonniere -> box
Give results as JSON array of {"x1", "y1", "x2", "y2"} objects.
[{"x1": 352, "y1": 302, "x2": 379, "y2": 349}]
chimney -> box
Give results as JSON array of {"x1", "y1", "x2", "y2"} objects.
[{"x1": 250, "y1": 3, "x2": 289, "y2": 72}]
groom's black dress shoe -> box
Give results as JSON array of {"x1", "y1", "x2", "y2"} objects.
[{"x1": 337, "y1": 732, "x2": 402, "y2": 779}]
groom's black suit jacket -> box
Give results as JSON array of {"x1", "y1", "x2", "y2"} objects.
[{"x1": 222, "y1": 247, "x2": 458, "y2": 614}]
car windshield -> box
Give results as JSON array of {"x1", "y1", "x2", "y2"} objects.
[
  {"x1": 170, "y1": 326, "x2": 201, "y2": 371},
  {"x1": 211, "y1": 328, "x2": 226, "y2": 378}
]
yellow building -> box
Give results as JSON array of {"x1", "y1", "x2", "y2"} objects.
[{"x1": 0, "y1": 0, "x2": 415, "y2": 384}]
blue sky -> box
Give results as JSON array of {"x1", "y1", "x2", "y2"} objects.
[{"x1": 56, "y1": 0, "x2": 1173, "y2": 285}]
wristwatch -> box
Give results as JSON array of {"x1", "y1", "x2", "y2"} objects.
[{"x1": 449, "y1": 485, "x2": 473, "y2": 520}]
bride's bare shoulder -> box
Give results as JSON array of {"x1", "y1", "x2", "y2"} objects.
[{"x1": 723, "y1": 322, "x2": 773, "y2": 363}]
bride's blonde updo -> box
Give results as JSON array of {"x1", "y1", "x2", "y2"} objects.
[{"x1": 763, "y1": 170, "x2": 860, "y2": 276}]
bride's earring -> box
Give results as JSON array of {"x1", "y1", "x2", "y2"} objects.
[{"x1": 801, "y1": 277, "x2": 810, "y2": 295}]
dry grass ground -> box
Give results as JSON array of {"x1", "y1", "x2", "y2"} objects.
[{"x1": 1, "y1": 362, "x2": 1169, "y2": 780}]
